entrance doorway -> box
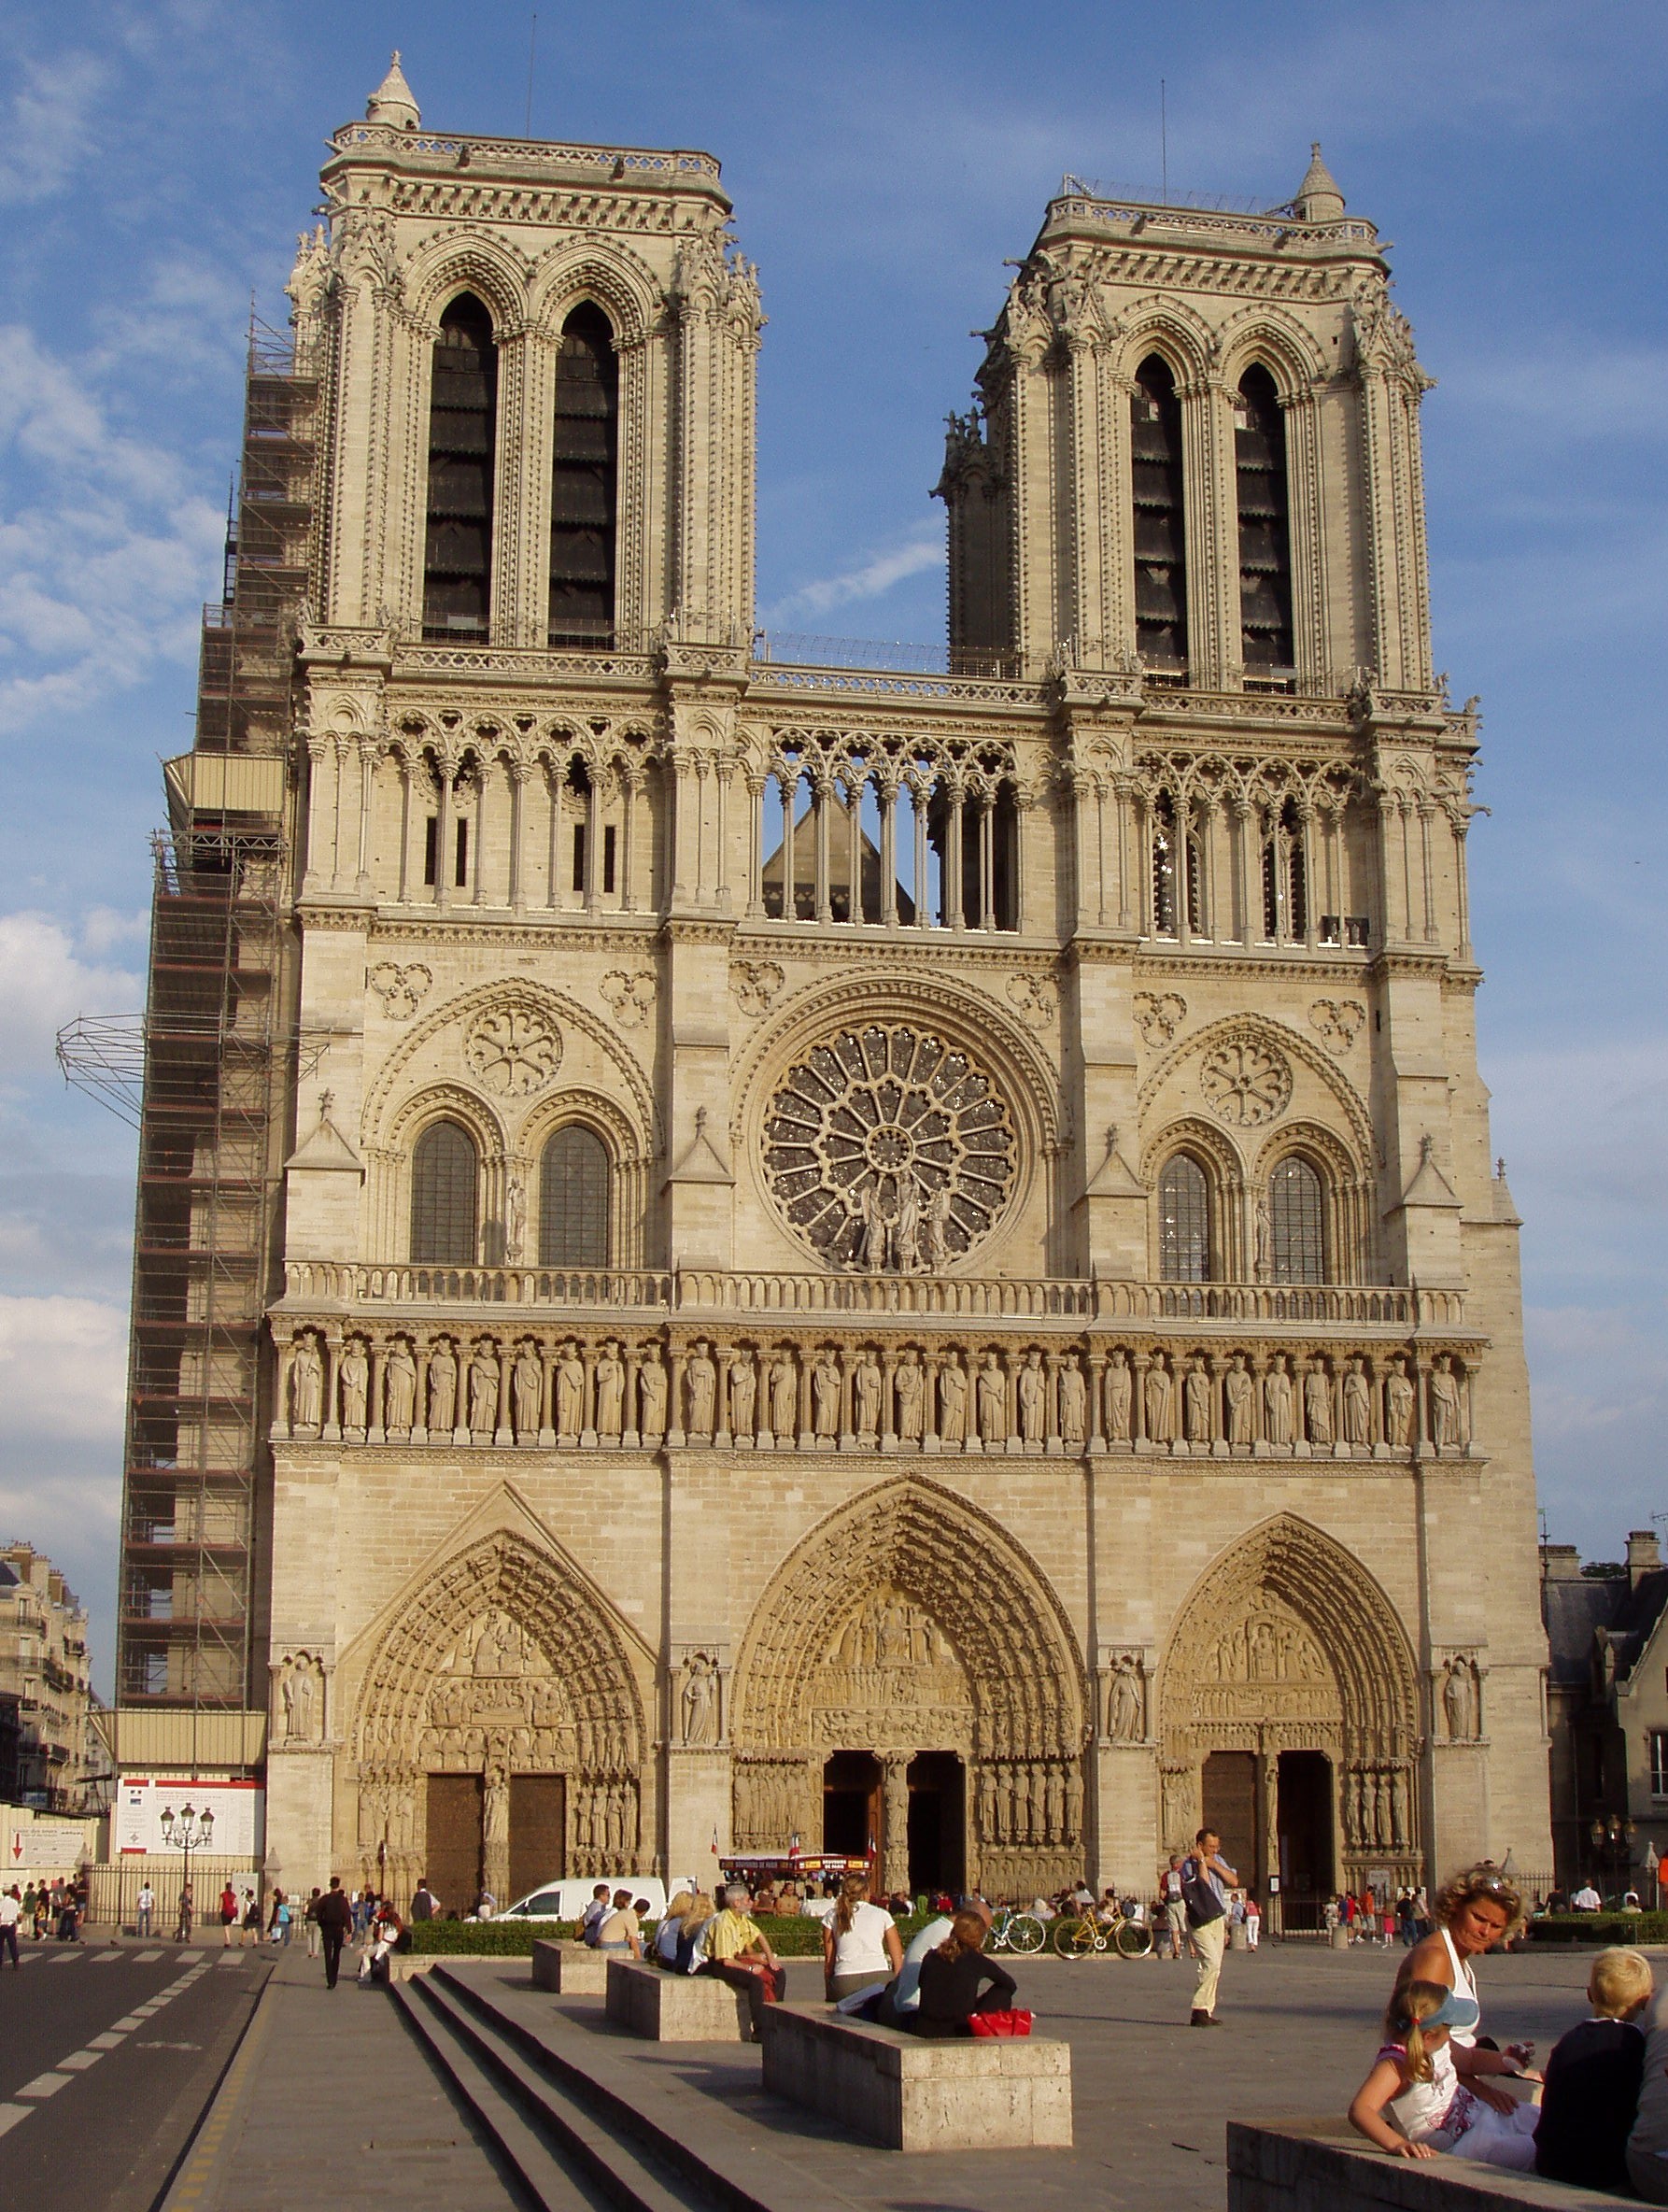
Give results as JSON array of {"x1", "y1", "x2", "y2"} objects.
[
  {"x1": 426, "y1": 1772, "x2": 483, "y2": 1911},
  {"x1": 1201, "y1": 1750, "x2": 1258, "y2": 1894},
  {"x1": 1277, "y1": 1751, "x2": 1334, "y2": 1928},
  {"x1": 508, "y1": 1774, "x2": 566, "y2": 1903},
  {"x1": 823, "y1": 1751, "x2": 882, "y2": 1860},
  {"x1": 906, "y1": 1753, "x2": 965, "y2": 1897}
]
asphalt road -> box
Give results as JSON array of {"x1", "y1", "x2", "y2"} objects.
[{"x1": 0, "y1": 1936, "x2": 272, "y2": 2212}]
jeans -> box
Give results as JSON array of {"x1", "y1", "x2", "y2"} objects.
[
  {"x1": 322, "y1": 1929, "x2": 346, "y2": 1988},
  {"x1": 136, "y1": 1907, "x2": 152, "y2": 1938},
  {"x1": 0, "y1": 1924, "x2": 17, "y2": 1968}
]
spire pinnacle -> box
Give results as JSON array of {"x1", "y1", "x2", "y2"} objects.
[
  {"x1": 367, "y1": 50, "x2": 419, "y2": 132},
  {"x1": 1294, "y1": 140, "x2": 1344, "y2": 223}
]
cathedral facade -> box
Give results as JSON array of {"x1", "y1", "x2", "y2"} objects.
[{"x1": 152, "y1": 62, "x2": 1550, "y2": 1917}]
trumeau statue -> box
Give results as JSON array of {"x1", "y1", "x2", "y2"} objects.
[
  {"x1": 727, "y1": 1354, "x2": 755, "y2": 1439},
  {"x1": 291, "y1": 1334, "x2": 323, "y2": 1429},
  {"x1": 1105, "y1": 1350, "x2": 1132, "y2": 1443},
  {"x1": 385, "y1": 1340, "x2": 417, "y2": 1433},
  {"x1": 428, "y1": 1340, "x2": 458, "y2": 1435}
]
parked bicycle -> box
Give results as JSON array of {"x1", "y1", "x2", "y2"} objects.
[
  {"x1": 989, "y1": 1905, "x2": 1045, "y2": 1955},
  {"x1": 1051, "y1": 1899, "x2": 1153, "y2": 1960}
]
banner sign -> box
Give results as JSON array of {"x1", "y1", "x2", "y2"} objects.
[
  {"x1": 115, "y1": 1777, "x2": 264, "y2": 1858},
  {"x1": 7, "y1": 1820, "x2": 92, "y2": 1871}
]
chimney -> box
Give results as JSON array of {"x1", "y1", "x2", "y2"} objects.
[
  {"x1": 1540, "y1": 1544, "x2": 1582, "y2": 1582},
  {"x1": 1628, "y1": 1530, "x2": 1661, "y2": 1589}
]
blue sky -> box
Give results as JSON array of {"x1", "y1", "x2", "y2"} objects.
[{"x1": 0, "y1": 1, "x2": 1662, "y2": 1693}]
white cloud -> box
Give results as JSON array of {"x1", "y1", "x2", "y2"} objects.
[
  {"x1": 0, "y1": 1293, "x2": 127, "y2": 1444},
  {"x1": 764, "y1": 526, "x2": 944, "y2": 627},
  {"x1": 0, "y1": 51, "x2": 108, "y2": 206},
  {"x1": 0, "y1": 910, "x2": 143, "y2": 1074}
]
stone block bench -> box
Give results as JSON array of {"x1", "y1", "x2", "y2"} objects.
[
  {"x1": 604, "y1": 1957, "x2": 749, "y2": 2041},
  {"x1": 530, "y1": 1939, "x2": 609, "y2": 1995},
  {"x1": 760, "y1": 2003, "x2": 1072, "y2": 2151},
  {"x1": 1228, "y1": 2121, "x2": 1633, "y2": 2209}
]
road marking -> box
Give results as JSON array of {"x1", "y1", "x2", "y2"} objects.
[
  {"x1": 16, "y1": 2073, "x2": 71, "y2": 2098},
  {"x1": 134, "y1": 1949, "x2": 163, "y2": 1963},
  {"x1": 176, "y1": 1951, "x2": 205, "y2": 1964},
  {"x1": 0, "y1": 2104, "x2": 32, "y2": 2137},
  {"x1": 88, "y1": 2031, "x2": 129, "y2": 2049},
  {"x1": 88, "y1": 1949, "x2": 120, "y2": 1963},
  {"x1": 111, "y1": 2014, "x2": 145, "y2": 2031},
  {"x1": 59, "y1": 2050, "x2": 104, "y2": 2071},
  {"x1": 216, "y1": 1952, "x2": 242, "y2": 1966},
  {"x1": 47, "y1": 1950, "x2": 84, "y2": 1964}
]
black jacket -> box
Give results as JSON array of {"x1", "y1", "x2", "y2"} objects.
[{"x1": 1534, "y1": 2017, "x2": 1643, "y2": 2192}]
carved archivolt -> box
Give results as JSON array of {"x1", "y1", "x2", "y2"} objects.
[
  {"x1": 1140, "y1": 1012, "x2": 1377, "y2": 1173},
  {"x1": 731, "y1": 1477, "x2": 1086, "y2": 1764},
  {"x1": 764, "y1": 1022, "x2": 1016, "y2": 1272}
]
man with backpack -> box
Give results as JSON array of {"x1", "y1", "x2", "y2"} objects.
[{"x1": 1180, "y1": 1826, "x2": 1237, "y2": 2027}]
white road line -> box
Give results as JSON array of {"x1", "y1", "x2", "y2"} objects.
[
  {"x1": 47, "y1": 1950, "x2": 84, "y2": 1964},
  {"x1": 0, "y1": 2103, "x2": 32, "y2": 2137},
  {"x1": 88, "y1": 1949, "x2": 120, "y2": 1963},
  {"x1": 16, "y1": 2073, "x2": 70, "y2": 2099},
  {"x1": 88, "y1": 2032, "x2": 128, "y2": 2049},
  {"x1": 175, "y1": 1951, "x2": 205, "y2": 1964},
  {"x1": 111, "y1": 2014, "x2": 145, "y2": 2031},
  {"x1": 133, "y1": 1949, "x2": 163, "y2": 1963},
  {"x1": 58, "y1": 2051, "x2": 104, "y2": 2072}
]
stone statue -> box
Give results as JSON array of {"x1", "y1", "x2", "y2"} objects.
[
  {"x1": 853, "y1": 1354, "x2": 882, "y2": 1438},
  {"x1": 1431, "y1": 1357, "x2": 1463, "y2": 1451},
  {"x1": 1303, "y1": 1359, "x2": 1333, "y2": 1447},
  {"x1": 686, "y1": 1340, "x2": 717, "y2": 1435},
  {"x1": 856, "y1": 1181, "x2": 888, "y2": 1273},
  {"x1": 813, "y1": 1353, "x2": 841, "y2": 1439},
  {"x1": 1105, "y1": 1350, "x2": 1132, "y2": 1443},
  {"x1": 384, "y1": 1340, "x2": 417, "y2": 1433},
  {"x1": 680, "y1": 1653, "x2": 718, "y2": 1745},
  {"x1": 919, "y1": 1181, "x2": 952, "y2": 1270},
  {"x1": 1017, "y1": 1351, "x2": 1045, "y2": 1443},
  {"x1": 893, "y1": 1178, "x2": 920, "y2": 1273},
  {"x1": 1059, "y1": 1355, "x2": 1086, "y2": 1447},
  {"x1": 1224, "y1": 1355, "x2": 1253, "y2": 1446},
  {"x1": 1183, "y1": 1356, "x2": 1212, "y2": 1444},
  {"x1": 513, "y1": 1342, "x2": 543, "y2": 1439},
  {"x1": 339, "y1": 1338, "x2": 369, "y2": 1431},
  {"x1": 938, "y1": 1357, "x2": 967, "y2": 1445},
  {"x1": 768, "y1": 1354, "x2": 797, "y2": 1439},
  {"x1": 1342, "y1": 1359, "x2": 1371, "y2": 1446},
  {"x1": 290, "y1": 1654, "x2": 318, "y2": 1740},
  {"x1": 895, "y1": 1354, "x2": 925, "y2": 1441},
  {"x1": 639, "y1": 1350, "x2": 668, "y2": 1437},
  {"x1": 1442, "y1": 1654, "x2": 1472, "y2": 1741},
  {"x1": 428, "y1": 1340, "x2": 458, "y2": 1434},
  {"x1": 1264, "y1": 1355, "x2": 1293, "y2": 1447},
  {"x1": 469, "y1": 1342, "x2": 499, "y2": 1437},
  {"x1": 1384, "y1": 1357, "x2": 1415, "y2": 1448},
  {"x1": 504, "y1": 1172, "x2": 527, "y2": 1263},
  {"x1": 1108, "y1": 1654, "x2": 1144, "y2": 1742},
  {"x1": 594, "y1": 1341, "x2": 625, "y2": 1438},
  {"x1": 555, "y1": 1340, "x2": 586, "y2": 1437},
  {"x1": 291, "y1": 1334, "x2": 323, "y2": 1429},
  {"x1": 1144, "y1": 1357, "x2": 1172, "y2": 1445},
  {"x1": 1254, "y1": 1194, "x2": 1272, "y2": 1282},
  {"x1": 728, "y1": 1354, "x2": 756, "y2": 1439},
  {"x1": 977, "y1": 1354, "x2": 1007, "y2": 1445}
]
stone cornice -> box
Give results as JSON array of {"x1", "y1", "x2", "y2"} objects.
[
  {"x1": 297, "y1": 898, "x2": 377, "y2": 932},
  {"x1": 365, "y1": 911, "x2": 661, "y2": 954},
  {"x1": 1134, "y1": 946, "x2": 1374, "y2": 985}
]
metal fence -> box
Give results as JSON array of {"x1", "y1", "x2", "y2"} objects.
[{"x1": 83, "y1": 1857, "x2": 263, "y2": 1931}]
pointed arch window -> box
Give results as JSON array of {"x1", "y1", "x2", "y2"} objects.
[
  {"x1": 1152, "y1": 793, "x2": 1206, "y2": 938},
  {"x1": 548, "y1": 304, "x2": 618, "y2": 647},
  {"x1": 1262, "y1": 795, "x2": 1308, "y2": 942},
  {"x1": 1235, "y1": 363, "x2": 1293, "y2": 675},
  {"x1": 1269, "y1": 1156, "x2": 1325, "y2": 1284},
  {"x1": 411, "y1": 1120, "x2": 478, "y2": 1264},
  {"x1": 1131, "y1": 354, "x2": 1187, "y2": 674},
  {"x1": 423, "y1": 294, "x2": 498, "y2": 643},
  {"x1": 1158, "y1": 1152, "x2": 1212, "y2": 1282},
  {"x1": 539, "y1": 1125, "x2": 611, "y2": 1269}
]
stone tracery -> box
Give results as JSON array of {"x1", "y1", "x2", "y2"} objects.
[{"x1": 763, "y1": 1022, "x2": 1016, "y2": 1271}]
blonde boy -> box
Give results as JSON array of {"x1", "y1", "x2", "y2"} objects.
[{"x1": 1538, "y1": 1946, "x2": 1651, "y2": 2192}]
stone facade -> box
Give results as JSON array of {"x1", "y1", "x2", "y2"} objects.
[
  {"x1": 243, "y1": 67, "x2": 1549, "y2": 1910},
  {"x1": 0, "y1": 1544, "x2": 100, "y2": 1811}
]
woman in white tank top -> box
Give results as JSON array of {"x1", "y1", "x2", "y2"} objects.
[{"x1": 1397, "y1": 1865, "x2": 1537, "y2": 2107}]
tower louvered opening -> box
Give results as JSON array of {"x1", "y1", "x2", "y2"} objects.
[
  {"x1": 423, "y1": 294, "x2": 498, "y2": 643},
  {"x1": 548, "y1": 304, "x2": 618, "y2": 647},
  {"x1": 1131, "y1": 355, "x2": 1187, "y2": 676},
  {"x1": 1235, "y1": 363, "x2": 1293, "y2": 677}
]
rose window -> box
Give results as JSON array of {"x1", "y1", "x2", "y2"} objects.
[
  {"x1": 1200, "y1": 1038, "x2": 1292, "y2": 1127},
  {"x1": 764, "y1": 1023, "x2": 1016, "y2": 1270}
]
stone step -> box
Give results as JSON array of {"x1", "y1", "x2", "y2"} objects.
[{"x1": 401, "y1": 1967, "x2": 714, "y2": 2212}]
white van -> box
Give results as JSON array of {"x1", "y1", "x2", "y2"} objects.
[{"x1": 500, "y1": 1874, "x2": 694, "y2": 1924}]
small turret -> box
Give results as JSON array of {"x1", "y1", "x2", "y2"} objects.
[
  {"x1": 1293, "y1": 141, "x2": 1344, "y2": 223},
  {"x1": 366, "y1": 50, "x2": 419, "y2": 132}
]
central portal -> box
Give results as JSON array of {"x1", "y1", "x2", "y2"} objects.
[
  {"x1": 907, "y1": 1751, "x2": 965, "y2": 1896},
  {"x1": 823, "y1": 1751, "x2": 881, "y2": 1859}
]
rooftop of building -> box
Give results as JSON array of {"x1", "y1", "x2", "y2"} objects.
[
  {"x1": 1030, "y1": 142, "x2": 1384, "y2": 267},
  {"x1": 1542, "y1": 1533, "x2": 1668, "y2": 1688}
]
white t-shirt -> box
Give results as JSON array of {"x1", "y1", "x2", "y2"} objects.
[
  {"x1": 829, "y1": 1900, "x2": 895, "y2": 1978},
  {"x1": 0, "y1": 1894, "x2": 19, "y2": 1928},
  {"x1": 894, "y1": 1915, "x2": 953, "y2": 2012},
  {"x1": 137, "y1": 1886, "x2": 155, "y2": 1910}
]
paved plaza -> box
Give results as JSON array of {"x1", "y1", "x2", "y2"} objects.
[{"x1": 162, "y1": 1937, "x2": 1604, "y2": 2211}]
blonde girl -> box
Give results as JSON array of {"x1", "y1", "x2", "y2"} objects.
[{"x1": 1350, "y1": 1980, "x2": 1539, "y2": 2168}]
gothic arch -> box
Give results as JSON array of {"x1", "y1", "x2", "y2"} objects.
[
  {"x1": 1214, "y1": 305, "x2": 1330, "y2": 395},
  {"x1": 1138, "y1": 1010, "x2": 1378, "y2": 1174},
  {"x1": 1156, "y1": 1513, "x2": 1421, "y2": 1869},
  {"x1": 404, "y1": 232, "x2": 530, "y2": 333},
  {"x1": 528, "y1": 239, "x2": 662, "y2": 348},
  {"x1": 1109, "y1": 295, "x2": 1216, "y2": 387},
  {"x1": 346, "y1": 1524, "x2": 652, "y2": 1891}
]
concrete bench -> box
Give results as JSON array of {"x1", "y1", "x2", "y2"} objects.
[
  {"x1": 760, "y1": 2003, "x2": 1072, "y2": 2151},
  {"x1": 530, "y1": 1939, "x2": 609, "y2": 1994},
  {"x1": 604, "y1": 1958, "x2": 749, "y2": 2041},
  {"x1": 1228, "y1": 2120, "x2": 1633, "y2": 2209}
]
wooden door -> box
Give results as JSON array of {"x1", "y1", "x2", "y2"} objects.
[
  {"x1": 509, "y1": 1774, "x2": 566, "y2": 1904},
  {"x1": 1200, "y1": 1750, "x2": 1257, "y2": 1892},
  {"x1": 426, "y1": 1773, "x2": 483, "y2": 1915}
]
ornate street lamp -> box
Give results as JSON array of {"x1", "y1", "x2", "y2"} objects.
[{"x1": 158, "y1": 1800, "x2": 215, "y2": 1939}]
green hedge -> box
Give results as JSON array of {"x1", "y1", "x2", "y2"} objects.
[
  {"x1": 1528, "y1": 1912, "x2": 1668, "y2": 1946},
  {"x1": 408, "y1": 1909, "x2": 937, "y2": 1960}
]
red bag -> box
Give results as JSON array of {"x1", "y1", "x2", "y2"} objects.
[{"x1": 969, "y1": 2008, "x2": 1034, "y2": 2038}]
